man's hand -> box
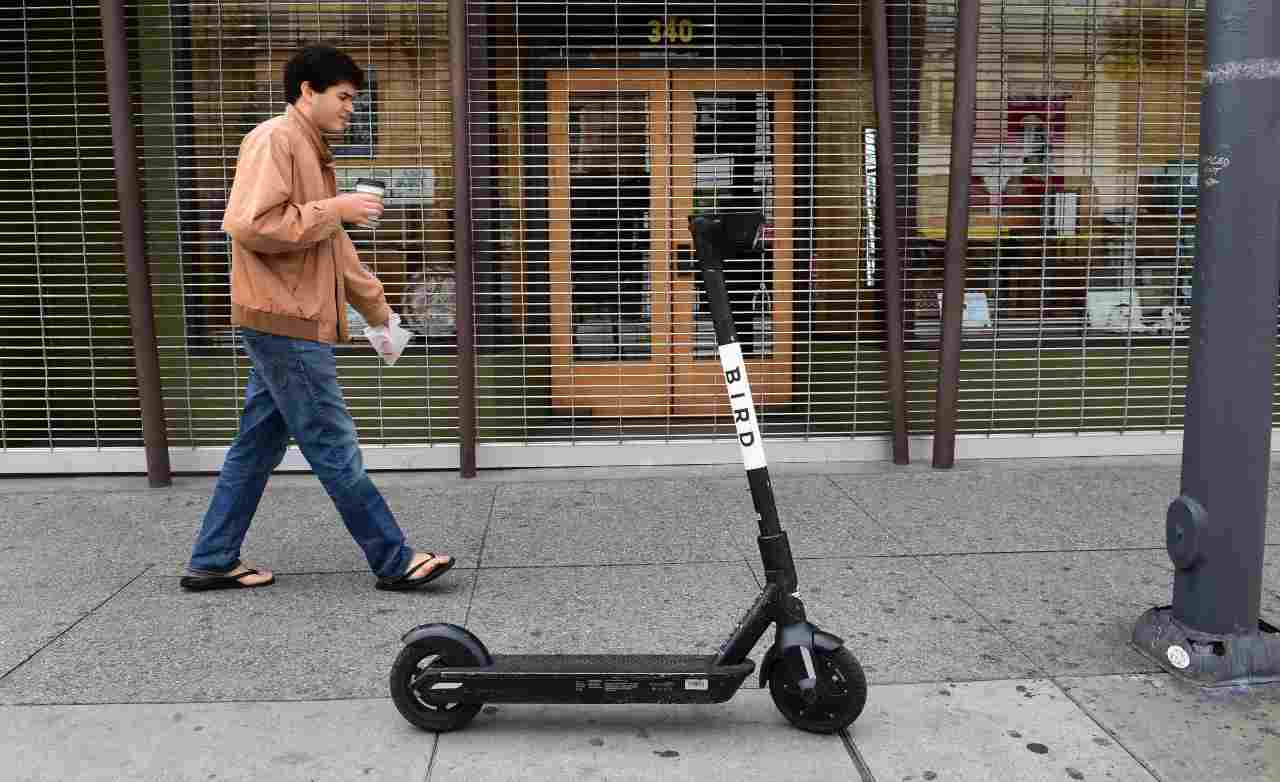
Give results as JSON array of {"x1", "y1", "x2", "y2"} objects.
[
  {"x1": 363, "y1": 311, "x2": 408, "y2": 366},
  {"x1": 368, "y1": 328, "x2": 394, "y2": 357},
  {"x1": 332, "y1": 192, "x2": 384, "y2": 225}
]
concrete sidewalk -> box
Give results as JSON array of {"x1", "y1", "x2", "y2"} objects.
[{"x1": 1, "y1": 455, "x2": 1277, "y2": 781}]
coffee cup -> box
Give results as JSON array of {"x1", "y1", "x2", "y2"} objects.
[{"x1": 354, "y1": 178, "x2": 386, "y2": 229}]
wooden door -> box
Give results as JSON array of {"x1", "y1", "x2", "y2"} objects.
[
  {"x1": 547, "y1": 70, "x2": 671, "y2": 417},
  {"x1": 547, "y1": 69, "x2": 793, "y2": 417}
]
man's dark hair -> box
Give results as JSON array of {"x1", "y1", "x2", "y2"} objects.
[{"x1": 283, "y1": 44, "x2": 364, "y2": 104}]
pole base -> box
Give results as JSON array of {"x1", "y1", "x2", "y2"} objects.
[{"x1": 1132, "y1": 606, "x2": 1280, "y2": 687}]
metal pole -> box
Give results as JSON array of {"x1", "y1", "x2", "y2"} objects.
[
  {"x1": 888, "y1": 2, "x2": 925, "y2": 244},
  {"x1": 99, "y1": 0, "x2": 172, "y2": 487},
  {"x1": 1132, "y1": 0, "x2": 1280, "y2": 685},
  {"x1": 466, "y1": 3, "x2": 499, "y2": 350},
  {"x1": 869, "y1": 0, "x2": 909, "y2": 465},
  {"x1": 932, "y1": 0, "x2": 979, "y2": 469},
  {"x1": 450, "y1": 0, "x2": 477, "y2": 478}
]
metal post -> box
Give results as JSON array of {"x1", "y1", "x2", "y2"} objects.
[
  {"x1": 450, "y1": 0, "x2": 477, "y2": 478},
  {"x1": 1132, "y1": 0, "x2": 1280, "y2": 685},
  {"x1": 100, "y1": 0, "x2": 172, "y2": 487},
  {"x1": 932, "y1": 0, "x2": 979, "y2": 469},
  {"x1": 466, "y1": 1, "x2": 498, "y2": 347},
  {"x1": 888, "y1": 2, "x2": 925, "y2": 248},
  {"x1": 869, "y1": 0, "x2": 909, "y2": 465}
]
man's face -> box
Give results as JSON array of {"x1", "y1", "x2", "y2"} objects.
[{"x1": 299, "y1": 80, "x2": 358, "y2": 134}]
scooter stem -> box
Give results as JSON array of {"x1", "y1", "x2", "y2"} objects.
[{"x1": 688, "y1": 212, "x2": 798, "y2": 595}]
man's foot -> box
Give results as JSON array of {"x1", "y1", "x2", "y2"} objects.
[
  {"x1": 180, "y1": 562, "x2": 275, "y2": 591},
  {"x1": 375, "y1": 551, "x2": 455, "y2": 591},
  {"x1": 408, "y1": 552, "x2": 452, "y2": 578}
]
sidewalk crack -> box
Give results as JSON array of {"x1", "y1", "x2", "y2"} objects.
[
  {"x1": 462, "y1": 485, "x2": 499, "y2": 627},
  {"x1": 920, "y1": 567, "x2": 1046, "y2": 678},
  {"x1": 826, "y1": 475, "x2": 1047, "y2": 676},
  {"x1": 423, "y1": 732, "x2": 440, "y2": 782},
  {"x1": 1051, "y1": 678, "x2": 1167, "y2": 782},
  {"x1": 840, "y1": 727, "x2": 878, "y2": 782},
  {"x1": 0, "y1": 564, "x2": 153, "y2": 686},
  {"x1": 823, "y1": 475, "x2": 909, "y2": 552}
]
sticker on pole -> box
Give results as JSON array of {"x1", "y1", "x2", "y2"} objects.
[
  {"x1": 1166, "y1": 644, "x2": 1191, "y2": 670},
  {"x1": 717, "y1": 343, "x2": 766, "y2": 470}
]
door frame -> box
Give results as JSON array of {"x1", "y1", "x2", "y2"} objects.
[
  {"x1": 546, "y1": 68, "x2": 794, "y2": 417},
  {"x1": 547, "y1": 69, "x2": 672, "y2": 417}
]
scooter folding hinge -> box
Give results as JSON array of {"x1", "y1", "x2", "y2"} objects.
[{"x1": 758, "y1": 532, "x2": 798, "y2": 594}]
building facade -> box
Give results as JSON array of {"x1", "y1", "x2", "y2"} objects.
[{"x1": 5, "y1": 1, "x2": 1241, "y2": 475}]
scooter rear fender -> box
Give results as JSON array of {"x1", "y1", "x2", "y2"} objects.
[{"x1": 401, "y1": 622, "x2": 494, "y2": 667}]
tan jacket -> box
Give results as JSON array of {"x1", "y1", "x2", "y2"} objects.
[{"x1": 221, "y1": 105, "x2": 391, "y2": 344}]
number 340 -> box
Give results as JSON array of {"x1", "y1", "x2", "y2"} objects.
[{"x1": 648, "y1": 18, "x2": 695, "y2": 44}]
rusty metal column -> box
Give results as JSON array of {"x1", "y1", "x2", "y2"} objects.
[
  {"x1": 931, "y1": 0, "x2": 979, "y2": 470},
  {"x1": 1132, "y1": 0, "x2": 1280, "y2": 685},
  {"x1": 100, "y1": 0, "x2": 171, "y2": 487},
  {"x1": 869, "y1": 0, "x2": 908, "y2": 465},
  {"x1": 450, "y1": 0, "x2": 477, "y2": 478},
  {"x1": 888, "y1": 2, "x2": 925, "y2": 249}
]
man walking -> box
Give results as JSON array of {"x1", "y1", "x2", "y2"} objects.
[{"x1": 181, "y1": 44, "x2": 453, "y2": 592}]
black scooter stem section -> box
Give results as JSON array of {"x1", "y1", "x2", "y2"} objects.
[
  {"x1": 690, "y1": 213, "x2": 797, "y2": 591},
  {"x1": 746, "y1": 466, "x2": 781, "y2": 537}
]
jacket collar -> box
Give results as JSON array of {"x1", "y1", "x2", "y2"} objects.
[{"x1": 286, "y1": 104, "x2": 334, "y2": 166}]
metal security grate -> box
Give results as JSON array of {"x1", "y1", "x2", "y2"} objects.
[
  {"x1": 900, "y1": 0, "x2": 1205, "y2": 439},
  {"x1": 3, "y1": 1, "x2": 1274, "y2": 474},
  {"x1": 470, "y1": 0, "x2": 885, "y2": 457},
  {"x1": 1, "y1": 2, "x2": 141, "y2": 454},
  {"x1": 128, "y1": 0, "x2": 459, "y2": 464}
]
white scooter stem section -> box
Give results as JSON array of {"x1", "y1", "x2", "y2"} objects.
[{"x1": 717, "y1": 342, "x2": 768, "y2": 471}]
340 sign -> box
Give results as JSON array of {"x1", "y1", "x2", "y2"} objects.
[{"x1": 647, "y1": 17, "x2": 697, "y2": 44}]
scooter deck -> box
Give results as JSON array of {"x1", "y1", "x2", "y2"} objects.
[{"x1": 419, "y1": 654, "x2": 756, "y2": 705}]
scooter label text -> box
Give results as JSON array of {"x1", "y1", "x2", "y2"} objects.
[{"x1": 718, "y1": 342, "x2": 767, "y2": 470}]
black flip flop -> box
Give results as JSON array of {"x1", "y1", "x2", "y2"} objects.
[
  {"x1": 376, "y1": 554, "x2": 455, "y2": 591},
  {"x1": 180, "y1": 566, "x2": 275, "y2": 592}
]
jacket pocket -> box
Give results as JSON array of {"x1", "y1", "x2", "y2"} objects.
[{"x1": 272, "y1": 254, "x2": 306, "y2": 295}]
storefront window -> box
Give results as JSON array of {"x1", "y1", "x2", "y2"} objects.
[{"x1": 567, "y1": 93, "x2": 653, "y2": 361}]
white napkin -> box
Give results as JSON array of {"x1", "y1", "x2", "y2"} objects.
[{"x1": 364, "y1": 312, "x2": 412, "y2": 366}]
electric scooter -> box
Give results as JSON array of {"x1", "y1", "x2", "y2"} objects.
[{"x1": 389, "y1": 211, "x2": 867, "y2": 734}]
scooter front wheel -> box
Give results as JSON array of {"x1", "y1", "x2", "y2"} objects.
[
  {"x1": 768, "y1": 646, "x2": 867, "y2": 734},
  {"x1": 390, "y1": 640, "x2": 484, "y2": 732}
]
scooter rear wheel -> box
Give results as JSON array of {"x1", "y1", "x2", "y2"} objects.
[
  {"x1": 768, "y1": 646, "x2": 867, "y2": 734},
  {"x1": 390, "y1": 640, "x2": 484, "y2": 732}
]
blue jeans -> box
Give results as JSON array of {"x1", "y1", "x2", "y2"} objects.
[{"x1": 188, "y1": 328, "x2": 413, "y2": 579}]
